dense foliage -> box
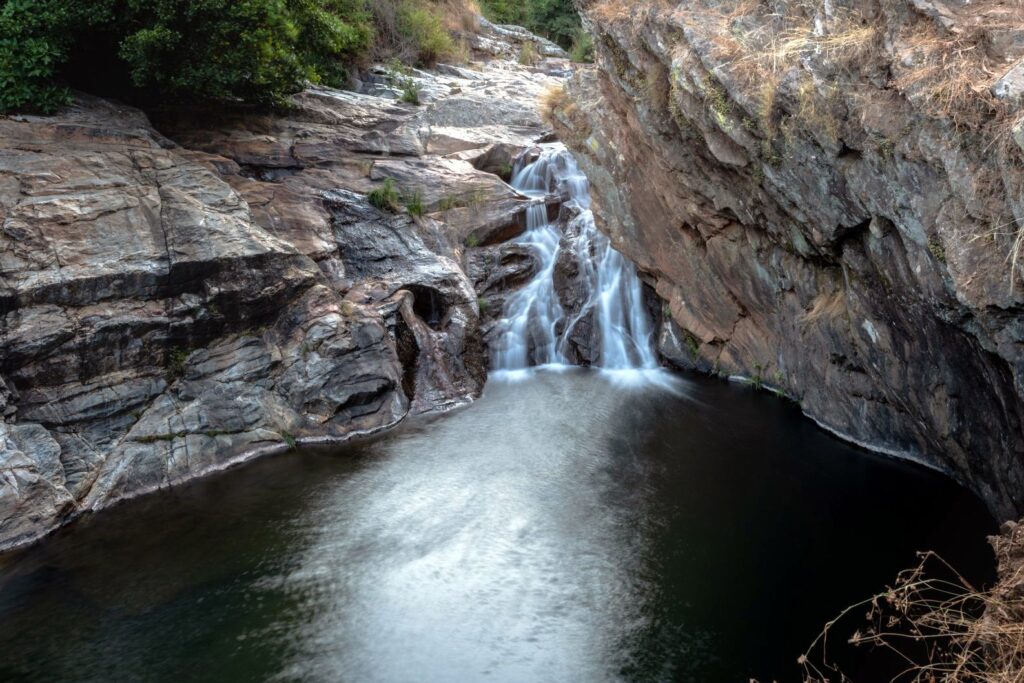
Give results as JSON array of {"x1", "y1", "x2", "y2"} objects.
[
  {"x1": 478, "y1": 0, "x2": 582, "y2": 50},
  {"x1": 0, "y1": 0, "x2": 586, "y2": 114},
  {"x1": 0, "y1": 0, "x2": 459, "y2": 113}
]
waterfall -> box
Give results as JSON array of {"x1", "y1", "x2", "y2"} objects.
[{"x1": 492, "y1": 145, "x2": 662, "y2": 378}]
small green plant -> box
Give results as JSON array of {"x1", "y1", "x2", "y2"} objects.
[
  {"x1": 706, "y1": 81, "x2": 733, "y2": 131},
  {"x1": 166, "y1": 346, "x2": 189, "y2": 380},
  {"x1": 498, "y1": 163, "x2": 514, "y2": 179},
  {"x1": 468, "y1": 188, "x2": 486, "y2": 206},
  {"x1": 929, "y1": 238, "x2": 947, "y2": 263},
  {"x1": 518, "y1": 41, "x2": 539, "y2": 66},
  {"x1": 367, "y1": 178, "x2": 400, "y2": 212},
  {"x1": 399, "y1": 77, "x2": 421, "y2": 105},
  {"x1": 569, "y1": 30, "x2": 594, "y2": 63},
  {"x1": 751, "y1": 362, "x2": 765, "y2": 390},
  {"x1": 685, "y1": 334, "x2": 700, "y2": 360},
  {"x1": 464, "y1": 233, "x2": 481, "y2": 248},
  {"x1": 282, "y1": 432, "x2": 297, "y2": 450},
  {"x1": 387, "y1": 57, "x2": 411, "y2": 78},
  {"x1": 477, "y1": 297, "x2": 490, "y2": 314},
  {"x1": 443, "y1": 190, "x2": 487, "y2": 212},
  {"x1": 402, "y1": 189, "x2": 424, "y2": 217}
]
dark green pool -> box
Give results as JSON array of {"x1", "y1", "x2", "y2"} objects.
[{"x1": 0, "y1": 370, "x2": 996, "y2": 682}]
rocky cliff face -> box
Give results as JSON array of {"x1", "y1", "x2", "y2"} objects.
[
  {"x1": 0, "y1": 24, "x2": 568, "y2": 551},
  {"x1": 557, "y1": 0, "x2": 1024, "y2": 519}
]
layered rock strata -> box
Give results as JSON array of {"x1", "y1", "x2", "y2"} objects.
[{"x1": 0, "y1": 24, "x2": 568, "y2": 550}]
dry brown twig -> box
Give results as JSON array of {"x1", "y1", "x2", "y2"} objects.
[{"x1": 801, "y1": 550, "x2": 1024, "y2": 682}]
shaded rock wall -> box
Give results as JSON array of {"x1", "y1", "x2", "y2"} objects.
[{"x1": 558, "y1": 0, "x2": 1024, "y2": 518}]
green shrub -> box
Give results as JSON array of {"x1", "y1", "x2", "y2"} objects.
[
  {"x1": 518, "y1": 41, "x2": 539, "y2": 66},
  {"x1": 368, "y1": 178, "x2": 400, "y2": 211},
  {"x1": 479, "y1": 0, "x2": 581, "y2": 50},
  {"x1": 397, "y1": 2, "x2": 454, "y2": 65},
  {"x1": 0, "y1": 0, "x2": 115, "y2": 113},
  {"x1": 569, "y1": 30, "x2": 594, "y2": 63},
  {"x1": 402, "y1": 189, "x2": 424, "y2": 216},
  {"x1": 477, "y1": 0, "x2": 529, "y2": 26},
  {"x1": 399, "y1": 77, "x2": 421, "y2": 105},
  {"x1": 165, "y1": 346, "x2": 190, "y2": 380},
  {"x1": 0, "y1": 0, "x2": 373, "y2": 113}
]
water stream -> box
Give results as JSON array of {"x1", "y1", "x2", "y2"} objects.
[{"x1": 494, "y1": 146, "x2": 660, "y2": 374}]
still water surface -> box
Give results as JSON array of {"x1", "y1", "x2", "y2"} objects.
[{"x1": 0, "y1": 370, "x2": 996, "y2": 682}]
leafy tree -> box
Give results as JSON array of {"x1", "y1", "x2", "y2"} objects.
[
  {"x1": 0, "y1": 0, "x2": 116, "y2": 112},
  {"x1": 478, "y1": 0, "x2": 582, "y2": 50},
  {"x1": 527, "y1": 0, "x2": 579, "y2": 50},
  {"x1": 0, "y1": 0, "x2": 373, "y2": 113}
]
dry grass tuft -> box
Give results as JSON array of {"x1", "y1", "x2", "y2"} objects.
[
  {"x1": 539, "y1": 83, "x2": 571, "y2": 125},
  {"x1": 802, "y1": 290, "x2": 847, "y2": 325},
  {"x1": 588, "y1": 0, "x2": 1024, "y2": 291},
  {"x1": 431, "y1": 0, "x2": 480, "y2": 32},
  {"x1": 892, "y1": 22, "x2": 1005, "y2": 132},
  {"x1": 801, "y1": 534, "x2": 1024, "y2": 683},
  {"x1": 590, "y1": 0, "x2": 673, "y2": 24}
]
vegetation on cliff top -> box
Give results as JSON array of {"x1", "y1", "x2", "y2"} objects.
[
  {"x1": 0, "y1": 0, "x2": 478, "y2": 113},
  {"x1": 478, "y1": 0, "x2": 582, "y2": 50},
  {"x1": 588, "y1": 0, "x2": 1024, "y2": 287}
]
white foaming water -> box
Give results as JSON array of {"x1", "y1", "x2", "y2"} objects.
[
  {"x1": 493, "y1": 145, "x2": 664, "y2": 384},
  {"x1": 493, "y1": 200, "x2": 567, "y2": 371}
]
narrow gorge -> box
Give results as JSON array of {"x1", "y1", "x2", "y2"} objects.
[
  {"x1": 554, "y1": 0, "x2": 1024, "y2": 521},
  {"x1": 2, "y1": 1, "x2": 1024, "y2": 681}
]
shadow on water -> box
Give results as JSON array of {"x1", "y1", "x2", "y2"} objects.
[{"x1": 0, "y1": 369, "x2": 997, "y2": 683}]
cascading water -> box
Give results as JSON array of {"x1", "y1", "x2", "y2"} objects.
[
  {"x1": 493, "y1": 201, "x2": 567, "y2": 370},
  {"x1": 493, "y1": 144, "x2": 662, "y2": 376}
]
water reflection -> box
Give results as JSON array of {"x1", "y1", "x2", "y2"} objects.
[{"x1": 273, "y1": 372, "x2": 678, "y2": 682}]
